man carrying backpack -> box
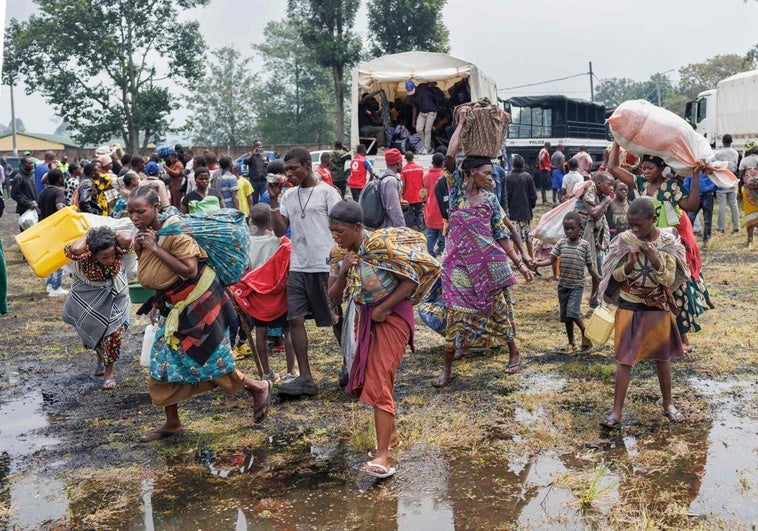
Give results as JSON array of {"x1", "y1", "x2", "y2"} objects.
[{"x1": 359, "y1": 148, "x2": 406, "y2": 229}]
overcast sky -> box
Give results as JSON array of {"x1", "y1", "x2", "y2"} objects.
[{"x1": 1, "y1": 0, "x2": 757, "y2": 136}]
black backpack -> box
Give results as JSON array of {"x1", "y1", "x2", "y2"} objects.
[{"x1": 358, "y1": 174, "x2": 392, "y2": 229}]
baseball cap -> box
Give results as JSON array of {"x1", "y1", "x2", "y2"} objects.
[
  {"x1": 405, "y1": 81, "x2": 416, "y2": 95},
  {"x1": 145, "y1": 161, "x2": 161, "y2": 175}
]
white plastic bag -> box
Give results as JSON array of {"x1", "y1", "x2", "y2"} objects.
[
  {"x1": 608, "y1": 99, "x2": 738, "y2": 188},
  {"x1": 18, "y1": 208, "x2": 39, "y2": 231},
  {"x1": 140, "y1": 324, "x2": 156, "y2": 367},
  {"x1": 532, "y1": 198, "x2": 577, "y2": 244}
]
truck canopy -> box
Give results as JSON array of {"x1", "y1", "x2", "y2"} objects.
[
  {"x1": 716, "y1": 69, "x2": 758, "y2": 143},
  {"x1": 350, "y1": 51, "x2": 498, "y2": 149}
]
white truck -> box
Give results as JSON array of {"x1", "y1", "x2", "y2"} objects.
[
  {"x1": 350, "y1": 51, "x2": 499, "y2": 171},
  {"x1": 684, "y1": 69, "x2": 758, "y2": 153}
]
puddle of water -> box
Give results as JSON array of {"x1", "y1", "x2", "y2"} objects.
[
  {"x1": 0, "y1": 391, "x2": 68, "y2": 529},
  {"x1": 197, "y1": 448, "x2": 255, "y2": 478},
  {"x1": 0, "y1": 392, "x2": 61, "y2": 460},
  {"x1": 686, "y1": 378, "x2": 758, "y2": 521}
]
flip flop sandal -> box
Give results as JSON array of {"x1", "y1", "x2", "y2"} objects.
[
  {"x1": 432, "y1": 374, "x2": 455, "y2": 388},
  {"x1": 599, "y1": 415, "x2": 621, "y2": 429},
  {"x1": 505, "y1": 362, "x2": 520, "y2": 375},
  {"x1": 102, "y1": 379, "x2": 117, "y2": 390},
  {"x1": 360, "y1": 462, "x2": 396, "y2": 479},
  {"x1": 663, "y1": 409, "x2": 685, "y2": 423},
  {"x1": 139, "y1": 427, "x2": 184, "y2": 443},
  {"x1": 368, "y1": 440, "x2": 402, "y2": 458},
  {"x1": 254, "y1": 380, "x2": 273, "y2": 424}
]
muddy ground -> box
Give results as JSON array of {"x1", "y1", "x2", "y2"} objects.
[{"x1": 0, "y1": 199, "x2": 756, "y2": 530}]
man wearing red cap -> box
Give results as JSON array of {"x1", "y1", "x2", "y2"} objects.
[{"x1": 378, "y1": 148, "x2": 406, "y2": 228}]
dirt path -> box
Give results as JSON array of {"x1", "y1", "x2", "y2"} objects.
[{"x1": 1, "y1": 200, "x2": 756, "y2": 529}]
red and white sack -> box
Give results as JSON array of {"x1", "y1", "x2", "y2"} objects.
[{"x1": 608, "y1": 100, "x2": 738, "y2": 188}]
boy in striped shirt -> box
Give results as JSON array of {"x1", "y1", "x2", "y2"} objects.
[{"x1": 531, "y1": 212, "x2": 600, "y2": 351}]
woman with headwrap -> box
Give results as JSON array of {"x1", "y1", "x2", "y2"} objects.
[
  {"x1": 738, "y1": 139, "x2": 758, "y2": 248},
  {"x1": 328, "y1": 200, "x2": 440, "y2": 479},
  {"x1": 608, "y1": 141, "x2": 714, "y2": 353},
  {"x1": 433, "y1": 109, "x2": 534, "y2": 387}
]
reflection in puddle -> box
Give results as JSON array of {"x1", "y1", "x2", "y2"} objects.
[
  {"x1": 197, "y1": 448, "x2": 255, "y2": 478},
  {"x1": 687, "y1": 378, "x2": 758, "y2": 521},
  {"x1": 0, "y1": 391, "x2": 67, "y2": 529}
]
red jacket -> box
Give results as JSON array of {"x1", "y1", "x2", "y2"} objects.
[
  {"x1": 401, "y1": 161, "x2": 425, "y2": 203},
  {"x1": 231, "y1": 237, "x2": 291, "y2": 321},
  {"x1": 422, "y1": 167, "x2": 444, "y2": 229}
]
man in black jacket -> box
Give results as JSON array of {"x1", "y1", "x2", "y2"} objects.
[
  {"x1": 505, "y1": 154, "x2": 538, "y2": 259},
  {"x1": 10, "y1": 157, "x2": 38, "y2": 230}
]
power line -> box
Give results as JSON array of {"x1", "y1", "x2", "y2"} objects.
[{"x1": 497, "y1": 72, "x2": 589, "y2": 91}]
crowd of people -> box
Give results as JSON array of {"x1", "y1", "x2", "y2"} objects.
[{"x1": 3, "y1": 110, "x2": 757, "y2": 480}]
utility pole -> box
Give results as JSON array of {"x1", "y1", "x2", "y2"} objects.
[
  {"x1": 589, "y1": 61, "x2": 594, "y2": 102},
  {"x1": 10, "y1": 83, "x2": 17, "y2": 156}
]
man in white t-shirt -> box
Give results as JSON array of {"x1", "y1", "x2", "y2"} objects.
[
  {"x1": 561, "y1": 158, "x2": 585, "y2": 200},
  {"x1": 714, "y1": 134, "x2": 740, "y2": 233},
  {"x1": 268, "y1": 147, "x2": 342, "y2": 397}
]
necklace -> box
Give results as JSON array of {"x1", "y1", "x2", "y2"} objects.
[{"x1": 297, "y1": 185, "x2": 316, "y2": 219}]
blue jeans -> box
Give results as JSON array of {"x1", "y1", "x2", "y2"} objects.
[
  {"x1": 46, "y1": 268, "x2": 63, "y2": 290},
  {"x1": 426, "y1": 228, "x2": 445, "y2": 256},
  {"x1": 251, "y1": 179, "x2": 267, "y2": 205}
]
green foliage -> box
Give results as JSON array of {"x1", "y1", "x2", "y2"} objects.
[
  {"x1": 185, "y1": 46, "x2": 259, "y2": 148},
  {"x1": 252, "y1": 20, "x2": 336, "y2": 145},
  {"x1": 9, "y1": 0, "x2": 209, "y2": 152},
  {"x1": 287, "y1": 0, "x2": 362, "y2": 141},
  {"x1": 367, "y1": 0, "x2": 450, "y2": 56},
  {"x1": 677, "y1": 53, "x2": 754, "y2": 99},
  {"x1": 2, "y1": 19, "x2": 28, "y2": 87}
]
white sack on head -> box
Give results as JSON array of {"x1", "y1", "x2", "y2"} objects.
[{"x1": 608, "y1": 99, "x2": 738, "y2": 188}]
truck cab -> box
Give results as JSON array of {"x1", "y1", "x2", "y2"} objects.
[{"x1": 684, "y1": 89, "x2": 717, "y2": 147}]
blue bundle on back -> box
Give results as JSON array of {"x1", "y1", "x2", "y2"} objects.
[{"x1": 156, "y1": 209, "x2": 249, "y2": 286}]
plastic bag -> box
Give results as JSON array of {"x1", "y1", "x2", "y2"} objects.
[
  {"x1": 19, "y1": 208, "x2": 39, "y2": 231},
  {"x1": 531, "y1": 198, "x2": 577, "y2": 244},
  {"x1": 608, "y1": 99, "x2": 738, "y2": 188},
  {"x1": 140, "y1": 324, "x2": 156, "y2": 367}
]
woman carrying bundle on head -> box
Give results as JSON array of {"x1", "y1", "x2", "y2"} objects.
[
  {"x1": 434, "y1": 108, "x2": 534, "y2": 387},
  {"x1": 608, "y1": 142, "x2": 714, "y2": 354},
  {"x1": 127, "y1": 185, "x2": 271, "y2": 442}
]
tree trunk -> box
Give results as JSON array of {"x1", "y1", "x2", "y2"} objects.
[{"x1": 333, "y1": 65, "x2": 344, "y2": 143}]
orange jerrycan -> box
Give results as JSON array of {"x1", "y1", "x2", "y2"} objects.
[{"x1": 15, "y1": 206, "x2": 91, "y2": 277}]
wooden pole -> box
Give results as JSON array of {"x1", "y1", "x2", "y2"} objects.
[{"x1": 226, "y1": 287, "x2": 264, "y2": 378}]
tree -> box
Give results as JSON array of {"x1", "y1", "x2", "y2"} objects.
[
  {"x1": 10, "y1": 119, "x2": 27, "y2": 134},
  {"x1": 677, "y1": 54, "x2": 751, "y2": 100},
  {"x1": 10, "y1": 0, "x2": 209, "y2": 153},
  {"x1": 252, "y1": 20, "x2": 336, "y2": 144},
  {"x1": 594, "y1": 77, "x2": 640, "y2": 107},
  {"x1": 287, "y1": 0, "x2": 362, "y2": 142},
  {"x1": 185, "y1": 47, "x2": 258, "y2": 149},
  {"x1": 367, "y1": 0, "x2": 449, "y2": 56}
]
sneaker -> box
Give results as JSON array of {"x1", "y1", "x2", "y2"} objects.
[
  {"x1": 281, "y1": 372, "x2": 299, "y2": 384},
  {"x1": 46, "y1": 284, "x2": 53, "y2": 293},
  {"x1": 278, "y1": 375, "x2": 317, "y2": 396},
  {"x1": 48, "y1": 287, "x2": 69, "y2": 297}
]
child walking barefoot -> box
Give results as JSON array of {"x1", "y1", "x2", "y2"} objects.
[
  {"x1": 531, "y1": 212, "x2": 600, "y2": 351},
  {"x1": 597, "y1": 198, "x2": 690, "y2": 428}
]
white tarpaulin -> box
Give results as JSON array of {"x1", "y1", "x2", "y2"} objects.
[
  {"x1": 716, "y1": 70, "x2": 758, "y2": 142},
  {"x1": 351, "y1": 51, "x2": 498, "y2": 148}
]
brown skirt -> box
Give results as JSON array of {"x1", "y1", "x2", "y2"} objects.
[
  {"x1": 614, "y1": 303, "x2": 683, "y2": 366},
  {"x1": 147, "y1": 369, "x2": 246, "y2": 407}
]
